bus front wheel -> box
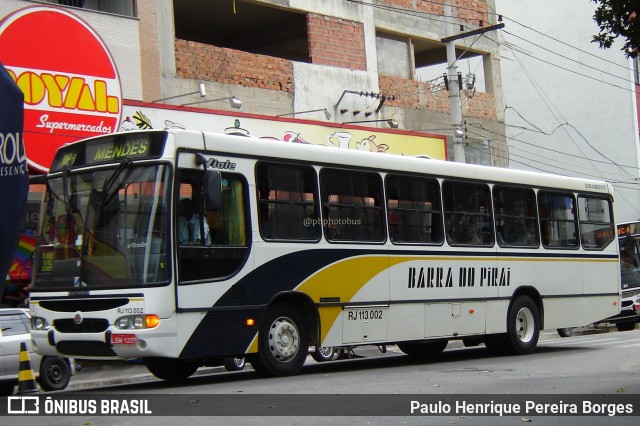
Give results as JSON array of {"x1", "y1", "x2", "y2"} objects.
[
  {"x1": 503, "y1": 295, "x2": 540, "y2": 355},
  {"x1": 144, "y1": 357, "x2": 198, "y2": 381},
  {"x1": 250, "y1": 303, "x2": 309, "y2": 377}
]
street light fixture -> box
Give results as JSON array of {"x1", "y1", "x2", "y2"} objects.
[
  {"x1": 342, "y1": 119, "x2": 399, "y2": 129},
  {"x1": 276, "y1": 108, "x2": 332, "y2": 120},
  {"x1": 182, "y1": 96, "x2": 243, "y2": 109},
  {"x1": 151, "y1": 81, "x2": 206, "y2": 103}
]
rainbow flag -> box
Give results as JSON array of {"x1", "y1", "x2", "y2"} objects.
[{"x1": 8, "y1": 231, "x2": 36, "y2": 281}]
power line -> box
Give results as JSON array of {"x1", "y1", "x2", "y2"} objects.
[
  {"x1": 499, "y1": 30, "x2": 636, "y2": 93},
  {"x1": 468, "y1": 122, "x2": 640, "y2": 174},
  {"x1": 501, "y1": 15, "x2": 635, "y2": 74},
  {"x1": 501, "y1": 29, "x2": 633, "y2": 85}
]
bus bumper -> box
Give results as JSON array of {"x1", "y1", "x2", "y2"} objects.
[{"x1": 31, "y1": 316, "x2": 179, "y2": 360}]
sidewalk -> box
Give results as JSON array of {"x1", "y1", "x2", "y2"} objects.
[{"x1": 65, "y1": 326, "x2": 612, "y2": 392}]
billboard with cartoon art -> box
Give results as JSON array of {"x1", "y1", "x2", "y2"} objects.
[{"x1": 122, "y1": 101, "x2": 448, "y2": 160}]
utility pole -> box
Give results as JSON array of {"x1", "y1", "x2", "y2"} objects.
[{"x1": 442, "y1": 3, "x2": 504, "y2": 163}]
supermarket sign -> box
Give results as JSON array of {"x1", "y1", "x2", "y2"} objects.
[{"x1": 0, "y1": 6, "x2": 122, "y2": 172}]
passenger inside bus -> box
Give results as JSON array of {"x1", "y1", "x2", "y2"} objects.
[{"x1": 178, "y1": 198, "x2": 211, "y2": 245}]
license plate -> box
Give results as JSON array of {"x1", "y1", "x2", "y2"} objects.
[{"x1": 111, "y1": 333, "x2": 136, "y2": 345}]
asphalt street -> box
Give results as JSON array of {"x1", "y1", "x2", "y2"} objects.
[{"x1": 61, "y1": 325, "x2": 610, "y2": 392}]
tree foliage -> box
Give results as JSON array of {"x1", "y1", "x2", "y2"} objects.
[{"x1": 592, "y1": 0, "x2": 640, "y2": 58}]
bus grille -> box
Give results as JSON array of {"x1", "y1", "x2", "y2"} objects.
[
  {"x1": 56, "y1": 341, "x2": 117, "y2": 357},
  {"x1": 54, "y1": 318, "x2": 110, "y2": 333},
  {"x1": 40, "y1": 298, "x2": 129, "y2": 312}
]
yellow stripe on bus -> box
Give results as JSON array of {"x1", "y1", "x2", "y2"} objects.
[{"x1": 246, "y1": 253, "x2": 617, "y2": 351}]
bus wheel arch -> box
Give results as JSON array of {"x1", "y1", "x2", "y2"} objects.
[
  {"x1": 510, "y1": 287, "x2": 544, "y2": 330},
  {"x1": 504, "y1": 288, "x2": 542, "y2": 355},
  {"x1": 250, "y1": 294, "x2": 315, "y2": 377}
]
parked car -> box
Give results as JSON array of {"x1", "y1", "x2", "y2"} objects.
[{"x1": 0, "y1": 308, "x2": 74, "y2": 395}]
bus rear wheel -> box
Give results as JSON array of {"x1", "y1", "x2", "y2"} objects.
[
  {"x1": 398, "y1": 340, "x2": 448, "y2": 359},
  {"x1": 311, "y1": 346, "x2": 336, "y2": 362},
  {"x1": 503, "y1": 295, "x2": 540, "y2": 355},
  {"x1": 144, "y1": 357, "x2": 199, "y2": 382},
  {"x1": 250, "y1": 303, "x2": 308, "y2": 377}
]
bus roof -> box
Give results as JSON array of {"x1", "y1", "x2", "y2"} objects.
[{"x1": 168, "y1": 129, "x2": 614, "y2": 197}]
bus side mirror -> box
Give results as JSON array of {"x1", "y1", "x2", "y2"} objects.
[{"x1": 204, "y1": 170, "x2": 222, "y2": 211}]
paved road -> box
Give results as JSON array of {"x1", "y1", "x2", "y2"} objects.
[{"x1": 64, "y1": 326, "x2": 611, "y2": 392}]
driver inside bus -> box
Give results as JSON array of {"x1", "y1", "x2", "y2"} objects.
[{"x1": 178, "y1": 198, "x2": 212, "y2": 245}]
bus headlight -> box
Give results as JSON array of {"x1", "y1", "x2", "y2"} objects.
[
  {"x1": 115, "y1": 315, "x2": 160, "y2": 330},
  {"x1": 31, "y1": 316, "x2": 50, "y2": 331}
]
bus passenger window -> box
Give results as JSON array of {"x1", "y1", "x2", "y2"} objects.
[
  {"x1": 385, "y1": 175, "x2": 443, "y2": 244},
  {"x1": 578, "y1": 196, "x2": 614, "y2": 250},
  {"x1": 538, "y1": 191, "x2": 578, "y2": 248},
  {"x1": 256, "y1": 162, "x2": 320, "y2": 241},
  {"x1": 320, "y1": 169, "x2": 385, "y2": 243},
  {"x1": 493, "y1": 186, "x2": 539, "y2": 247},
  {"x1": 443, "y1": 181, "x2": 493, "y2": 246}
]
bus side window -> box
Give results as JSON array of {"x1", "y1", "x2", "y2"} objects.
[
  {"x1": 578, "y1": 196, "x2": 614, "y2": 250},
  {"x1": 443, "y1": 181, "x2": 494, "y2": 246},
  {"x1": 320, "y1": 168, "x2": 385, "y2": 243},
  {"x1": 385, "y1": 174, "x2": 443, "y2": 244},
  {"x1": 257, "y1": 162, "x2": 320, "y2": 241},
  {"x1": 538, "y1": 191, "x2": 578, "y2": 249},
  {"x1": 493, "y1": 186, "x2": 539, "y2": 247}
]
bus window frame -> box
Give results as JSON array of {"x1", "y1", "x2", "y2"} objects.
[
  {"x1": 492, "y1": 184, "x2": 540, "y2": 249},
  {"x1": 319, "y1": 168, "x2": 386, "y2": 244},
  {"x1": 442, "y1": 180, "x2": 495, "y2": 247},
  {"x1": 384, "y1": 173, "x2": 444, "y2": 246},
  {"x1": 537, "y1": 190, "x2": 580, "y2": 250},
  {"x1": 577, "y1": 194, "x2": 615, "y2": 251},
  {"x1": 255, "y1": 161, "x2": 321, "y2": 243}
]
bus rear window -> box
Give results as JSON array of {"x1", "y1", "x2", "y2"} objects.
[{"x1": 578, "y1": 196, "x2": 614, "y2": 250}]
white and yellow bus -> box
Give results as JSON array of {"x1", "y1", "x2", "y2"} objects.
[{"x1": 29, "y1": 129, "x2": 620, "y2": 380}]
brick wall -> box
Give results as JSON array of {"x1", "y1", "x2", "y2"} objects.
[
  {"x1": 380, "y1": 75, "x2": 450, "y2": 114},
  {"x1": 380, "y1": 74, "x2": 495, "y2": 120},
  {"x1": 380, "y1": 0, "x2": 489, "y2": 27},
  {"x1": 175, "y1": 39, "x2": 293, "y2": 92},
  {"x1": 307, "y1": 13, "x2": 366, "y2": 71},
  {"x1": 457, "y1": 0, "x2": 489, "y2": 27},
  {"x1": 464, "y1": 91, "x2": 497, "y2": 120}
]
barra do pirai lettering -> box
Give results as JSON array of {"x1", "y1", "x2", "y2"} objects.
[{"x1": 408, "y1": 266, "x2": 511, "y2": 289}]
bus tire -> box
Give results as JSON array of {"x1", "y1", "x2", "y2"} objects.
[
  {"x1": 616, "y1": 322, "x2": 636, "y2": 332},
  {"x1": 557, "y1": 327, "x2": 573, "y2": 337},
  {"x1": 398, "y1": 340, "x2": 448, "y2": 359},
  {"x1": 503, "y1": 295, "x2": 540, "y2": 355},
  {"x1": 311, "y1": 346, "x2": 336, "y2": 362},
  {"x1": 252, "y1": 303, "x2": 308, "y2": 377},
  {"x1": 223, "y1": 357, "x2": 246, "y2": 371},
  {"x1": 144, "y1": 357, "x2": 198, "y2": 382}
]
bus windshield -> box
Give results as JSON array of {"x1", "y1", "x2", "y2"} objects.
[
  {"x1": 33, "y1": 163, "x2": 171, "y2": 289},
  {"x1": 619, "y1": 226, "x2": 640, "y2": 292}
]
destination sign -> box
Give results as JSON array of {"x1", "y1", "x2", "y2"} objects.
[{"x1": 50, "y1": 131, "x2": 167, "y2": 172}]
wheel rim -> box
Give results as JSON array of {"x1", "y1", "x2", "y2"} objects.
[
  {"x1": 233, "y1": 358, "x2": 245, "y2": 368},
  {"x1": 268, "y1": 316, "x2": 300, "y2": 362},
  {"x1": 515, "y1": 307, "x2": 535, "y2": 343},
  {"x1": 47, "y1": 363, "x2": 63, "y2": 384},
  {"x1": 318, "y1": 347, "x2": 333, "y2": 359}
]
